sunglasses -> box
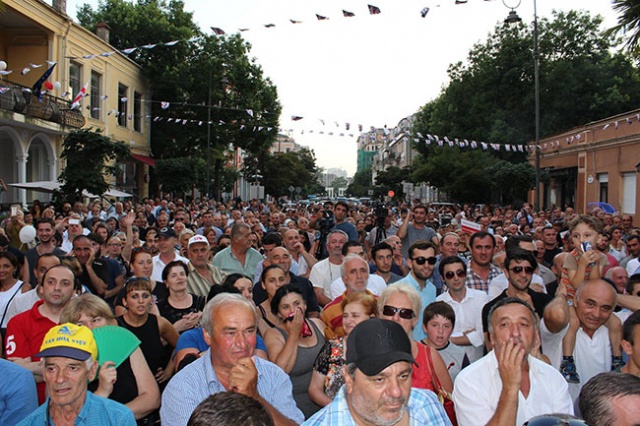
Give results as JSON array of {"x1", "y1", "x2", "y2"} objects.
[
  {"x1": 382, "y1": 305, "x2": 415, "y2": 320},
  {"x1": 412, "y1": 256, "x2": 437, "y2": 266},
  {"x1": 444, "y1": 269, "x2": 466, "y2": 280},
  {"x1": 509, "y1": 266, "x2": 536, "y2": 275},
  {"x1": 523, "y1": 416, "x2": 588, "y2": 426}
]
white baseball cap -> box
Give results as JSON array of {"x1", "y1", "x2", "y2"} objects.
[{"x1": 188, "y1": 234, "x2": 210, "y2": 248}]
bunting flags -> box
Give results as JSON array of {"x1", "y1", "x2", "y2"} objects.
[
  {"x1": 316, "y1": 14, "x2": 328, "y2": 20},
  {"x1": 343, "y1": 10, "x2": 355, "y2": 17},
  {"x1": 71, "y1": 81, "x2": 89, "y2": 109},
  {"x1": 368, "y1": 4, "x2": 381, "y2": 14},
  {"x1": 211, "y1": 27, "x2": 225, "y2": 35}
]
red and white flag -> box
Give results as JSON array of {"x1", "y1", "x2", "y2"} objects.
[
  {"x1": 461, "y1": 219, "x2": 482, "y2": 235},
  {"x1": 71, "y1": 81, "x2": 89, "y2": 109}
]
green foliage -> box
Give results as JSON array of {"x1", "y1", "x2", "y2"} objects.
[
  {"x1": 374, "y1": 166, "x2": 411, "y2": 201},
  {"x1": 347, "y1": 168, "x2": 373, "y2": 197},
  {"x1": 412, "y1": 10, "x2": 640, "y2": 204},
  {"x1": 331, "y1": 177, "x2": 348, "y2": 192},
  {"x1": 55, "y1": 129, "x2": 131, "y2": 203},
  {"x1": 155, "y1": 157, "x2": 203, "y2": 194},
  {"x1": 77, "y1": 0, "x2": 282, "y2": 197},
  {"x1": 486, "y1": 161, "x2": 536, "y2": 205},
  {"x1": 607, "y1": 0, "x2": 640, "y2": 55}
]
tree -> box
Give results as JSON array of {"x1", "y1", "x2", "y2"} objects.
[
  {"x1": 412, "y1": 10, "x2": 640, "y2": 203},
  {"x1": 77, "y1": 0, "x2": 282, "y2": 198},
  {"x1": 55, "y1": 129, "x2": 131, "y2": 204},
  {"x1": 155, "y1": 157, "x2": 204, "y2": 194},
  {"x1": 248, "y1": 148, "x2": 323, "y2": 198},
  {"x1": 375, "y1": 166, "x2": 411, "y2": 202},
  {"x1": 331, "y1": 177, "x2": 348, "y2": 193},
  {"x1": 608, "y1": 0, "x2": 640, "y2": 54},
  {"x1": 347, "y1": 168, "x2": 373, "y2": 197}
]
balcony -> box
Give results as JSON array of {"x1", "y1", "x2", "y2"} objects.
[{"x1": 0, "y1": 80, "x2": 85, "y2": 128}]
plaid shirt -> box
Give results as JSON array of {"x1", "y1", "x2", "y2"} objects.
[
  {"x1": 303, "y1": 386, "x2": 452, "y2": 425},
  {"x1": 465, "y1": 263, "x2": 501, "y2": 293}
]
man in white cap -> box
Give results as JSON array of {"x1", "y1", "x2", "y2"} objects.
[
  {"x1": 186, "y1": 235, "x2": 225, "y2": 297},
  {"x1": 18, "y1": 323, "x2": 135, "y2": 426}
]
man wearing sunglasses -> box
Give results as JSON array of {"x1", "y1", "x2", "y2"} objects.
[
  {"x1": 395, "y1": 241, "x2": 438, "y2": 341},
  {"x1": 436, "y1": 256, "x2": 488, "y2": 363}
]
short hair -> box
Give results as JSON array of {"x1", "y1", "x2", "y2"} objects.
[
  {"x1": 36, "y1": 217, "x2": 55, "y2": 229},
  {"x1": 626, "y1": 234, "x2": 640, "y2": 245},
  {"x1": 201, "y1": 293, "x2": 255, "y2": 335},
  {"x1": 60, "y1": 293, "x2": 115, "y2": 324},
  {"x1": 187, "y1": 392, "x2": 274, "y2": 426},
  {"x1": 568, "y1": 215, "x2": 603, "y2": 235},
  {"x1": 162, "y1": 260, "x2": 189, "y2": 282},
  {"x1": 504, "y1": 234, "x2": 533, "y2": 252},
  {"x1": 230, "y1": 222, "x2": 251, "y2": 241},
  {"x1": 626, "y1": 273, "x2": 640, "y2": 295},
  {"x1": 86, "y1": 232, "x2": 104, "y2": 246},
  {"x1": 335, "y1": 200, "x2": 349, "y2": 211},
  {"x1": 579, "y1": 372, "x2": 640, "y2": 426},
  {"x1": 340, "y1": 253, "x2": 368, "y2": 277},
  {"x1": 270, "y1": 284, "x2": 303, "y2": 315},
  {"x1": 407, "y1": 240, "x2": 436, "y2": 259},
  {"x1": 261, "y1": 232, "x2": 282, "y2": 247},
  {"x1": 340, "y1": 291, "x2": 377, "y2": 315},
  {"x1": 412, "y1": 204, "x2": 427, "y2": 213},
  {"x1": 423, "y1": 301, "x2": 456, "y2": 328},
  {"x1": 72, "y1": 234, "x2": 91, "y2": 246},
  {"x1": 623, "y1": 310, "x2": 640, "y2": 344},
  {"x1": 487, "y1": 297, "x2": 539, "y2": 334},
  {"x1": 371, "y1": 242, "x2": 393, "y2": 259},
  {"x1": 504, "y1": 248, "x2": 538, "y2": 271},
  {"x1": 438, "y1": 255, "x2": 466, "y2": 278},
  {"x1": 326, "y1": 230, "x2": 348, "y2": 247},
  {"x1": 341, "y1": 241, "x2": 363, "y2": 256},
  {"x1": 377, "y1": 283, "x2": 421, "y2": 320},
  {"x1": 469, "y1": 231, "x2": 496, "y2": 248}
]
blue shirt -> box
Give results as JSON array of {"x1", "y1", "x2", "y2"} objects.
[
  {"x1": 332, "y1": 222, "x2": 359, "y2": 242},
  {"x1": 303, "y1": 386, "x2": 452, "y2": 426},
  {"x1": 174, "y1": 327, "x2": 267, "y2": 356},
  {"x1": 161, "y1": 349, "x2": 304, "y2": 426},
  {"x1": 0, "y1": 359, "x2": 38, "y2": 426},
  {"x1": 395, "y1": 273, "x2": 436, "y2": 341},
  {"x1": 17, "y1": 392, "x2": 135, "y2": 426}
]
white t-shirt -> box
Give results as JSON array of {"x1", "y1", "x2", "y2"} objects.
[
  {"x1": 151, "y1": 252, "x2": 189, "y2": 283},
  {"x1": 309, "y1": 259, "x2": 342, "y2": 300}
]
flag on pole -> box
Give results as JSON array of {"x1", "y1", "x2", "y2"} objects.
[{"x1": 71, "y1": 81, "x2": 89, "y2": 109}]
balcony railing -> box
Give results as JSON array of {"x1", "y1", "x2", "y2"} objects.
[{"x1": 0, "y1": 80, "x2": 85, "y2": 128}]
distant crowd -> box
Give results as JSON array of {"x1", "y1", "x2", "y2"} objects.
[{"x1": 0, "y1": 196, "x2": 639, "y2": 426}]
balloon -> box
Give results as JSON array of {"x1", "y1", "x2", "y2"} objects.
[
  {"x1": 19, "y1": 225, "x2": 36, "y2": 244},
  {"x1": 0, "y1": 61, "x2": 6, "y2": 71},
  {"x1": 44, "y1": 81, "x2": 54, "y2": 91},
  {"x1": 53, "y1": 81, "x2": 61, "y2": 90}
]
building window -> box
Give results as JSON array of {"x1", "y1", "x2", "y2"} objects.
[
  {"x1": 597, "y1": 173, "x2": 608, "y2": 203},
  {"x1": 133, "y1": 91, "x2": 142, "y2": 132},
  {"x1": 622, "y1": 172, "x2": 637, "y2": 214},
  {"x1": 90, "y1": 72, "x2": 101, "y2": 120},
  {"x1": 69, "y1": 63, "x2": 81, "y2": 100},
  {"x1": 118, "y1": 84, "x2": 128, "y2": 127}
]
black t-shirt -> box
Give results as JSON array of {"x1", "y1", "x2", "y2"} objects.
[
  {"x1": 482, "y1": 288, "x2": 552, "y2": 333},
  {"x1": 157, "y1": 294, "x2": 205, "y2": 327},
  {"x1": 79, "y1": 259, "x2": 110, "y2": 296},
  {"x1": 543, "y1": 247, "x2": 562, "y2": 267}
]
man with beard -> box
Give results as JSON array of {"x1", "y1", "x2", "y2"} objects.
[
  {"x1": 24, "y1": 218, "x2": 66, "y2": 286},
  {"x1": 304, "y1": 319, "x2": 450, "y2": 425},
  {"x1": 454, "y1": 298, "x2": 572, "y2": 425},
  {"x1": 395, "y1": 241, "x2": 438, "y2": 341},
  {"x1": 466, "y1": 231, "x2": 501, "y2": 293},
  {"x1": 5, "y1": 265, "x2": 80, "y2": 404},
  {"x1": 72, "y1": 234, "x2": 109, "y2": 297}
]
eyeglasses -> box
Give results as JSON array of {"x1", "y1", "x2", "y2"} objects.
[
  {"x1": 509, "y1": 266, "x2": 535, "y2": 275},
  {"x1": 444, "y1": 269, "x2": 466, "y2": 280},
  {"x1": 382, "y1": 305, "x2": 415, "y2": 320},
  {"x1": 412, "y1": 256, "x2": 437, "y2": 266},
  {"x1": 523, "y1": 416, "x2": 588, "y2": 426}
]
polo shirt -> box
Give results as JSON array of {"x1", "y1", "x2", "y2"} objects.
[
  {"x1": 0, "y1": 359, "x2": 38, "y2": 426},
  {"x1": 186, "y1": 263, "x2": 226, "y2": 297},
  {"x1": 395, "y1": 273, "x2": 436, "y2": 341},
  {"x1": 151, "y1": 253, "x2": 189, "y2": 283},
  {"x1": 17, "y1": 392, "x2": 135, "y2": 426},
  {"x1": 5, "y1": 300, "x2": 57, "y2": 404},
  {"x1": 211, "y1": 246, "x2": 262, "y2": 277}
]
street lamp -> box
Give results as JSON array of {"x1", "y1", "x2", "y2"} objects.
[{"x1": 503, "y1": 0, "x2": 541, "y2": 210}]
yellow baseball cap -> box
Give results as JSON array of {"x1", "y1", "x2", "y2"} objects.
[{"x1": 36, "y1": 323, "x2": 98, "y2": 361}]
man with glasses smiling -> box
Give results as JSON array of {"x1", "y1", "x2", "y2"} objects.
[
  {"x1": 395, "y1": 241, "x2": 438, "y2": 341},
  {"x1": 436, "y1": 256, "x2": 488, "y2": 363}
]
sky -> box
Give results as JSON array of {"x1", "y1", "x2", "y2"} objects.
[{"x1": 65, "y1": 0, "x2": 620, "y2": 176}]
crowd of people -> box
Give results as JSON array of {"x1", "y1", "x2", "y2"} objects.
[{"x1": 0, "y1": 195, "x2": 640, "y2": 426}]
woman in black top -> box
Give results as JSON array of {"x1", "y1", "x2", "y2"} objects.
[{"x1": 157, "y1": 261, "x2": 205, "y2": 333}]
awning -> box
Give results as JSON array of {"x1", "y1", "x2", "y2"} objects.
[
  {"x1": 8, "y1": 181, "x2": 133, "y2": 198},
  {"x1": 131, "y1": 154, "x2": 156, "y2": 167}
]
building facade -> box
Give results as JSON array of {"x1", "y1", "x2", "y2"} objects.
[
  {"x1": 0, "y1": 0, "x2": 151, "y2": 206},
  {"x1": 529, "y1": 109, "x2": 639, "y2": 219}
]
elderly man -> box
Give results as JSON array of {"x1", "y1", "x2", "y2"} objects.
[
  {"x1": 283, "y1": 228, "x2": 316, "y2": 278},
  {"x1": 540, "y1": 279, "x2": 617, "y2": 402},
  {"x1": 431, "y1": 232, "x2": 461, "y2": 293},
  {"x1": 161, "y1": 293, "x2": 304, "y2": 426},
  {"x1": 453, "y1": 298, "x2": 572, "y2": 426},
  {"x1": 18, "y1": 323, "x2": 135, "y2": 425},
  {"x1": 151, "y1": 227, "x2": 189, "y2": 283},
  {"x1": 309, "y1": 230, "x2": 348, "y2": 306},
  {"x1": 329, "y1": 242, "x2": 386, "y2": 298},
  {"x1": 579, "y1": 372, "x2": 640, "y2": 426},
  {"x1": 59, "y1": 213, "x2": 88, "y2": 254},
  {"x1": 186, "y1": 235, "x2": 226, "y2": 297},
  {"x1": 6, "y1": 264, "x2": 79, "y2": 404},
  {"x1": 252, "y1": 246, "x2": 320, "y2": 318},
  {"x1": 321, "y1": 254, "x2": 373, "y2": 339},
  {"x1": 212, "y1": 223, "x2": 263, "y2": 277},
  {"x1": 395, "y1": 241, "x2": 438, "y2": 341},
  {"x1": 605, "y1": 266, "x2": 629, "y2": 294},
  {"x1": 303, "y1": 318, "x2": 451, "y2": 425}
]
